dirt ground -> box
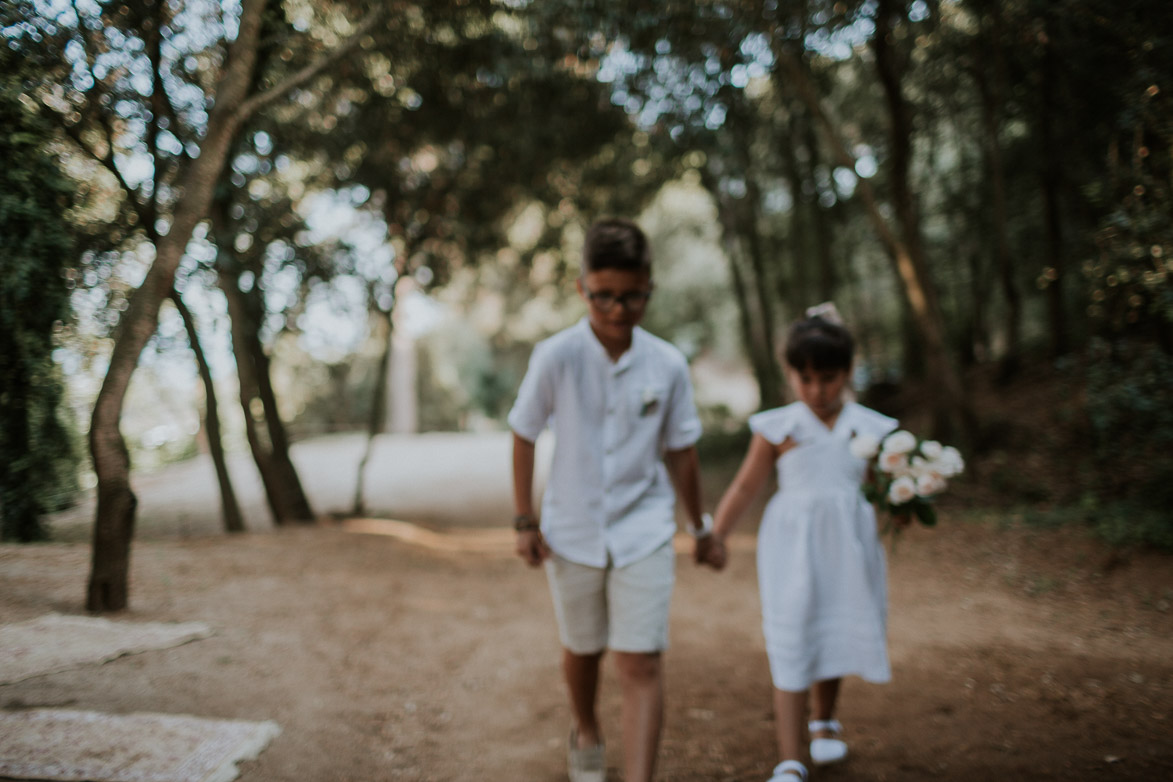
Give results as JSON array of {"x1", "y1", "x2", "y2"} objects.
[{"x1": 2, "y1": 443, "x2": 1172, "y2": 781}]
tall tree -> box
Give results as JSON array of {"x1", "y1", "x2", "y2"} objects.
[
  {"x1": 965, "y1": 0, "x2": 1021, "y2": 374},
  {"x1": 170, "y1": 288, "x2": 244, "y2": 532},
  {"x1": 24, "y1": 0, "x2": 385, "y2": 610}
]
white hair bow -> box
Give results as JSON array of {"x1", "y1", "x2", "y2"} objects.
[{"x1": 804, "y1": 301, "x2": 844, "y2": 324}]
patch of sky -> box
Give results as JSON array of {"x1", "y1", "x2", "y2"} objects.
[
  {"x1": 704, "y1": 102, "x2": 727, "y2": 131},
  {"x1": 804, "y1": 16, "x2": 874, "y2": 61},
  {"x1": 833, "y1": 166, "x2": 858, "y2": 198},
  {"x1": 261, "y1": 258, "x2": 303, "y2": 343},
  {"x1": 220, "y1": 0, "x2": 242, "y2": 42},
  {"x1": 233, "y1": 153, "x2": 261, "y2": 176},
  {"x1": 253, "y1": 130, "x2": 274, "y2": 155},
  {"x1": 739, "y1": 31, "x2": 775, "y2": 69},
  {"x1": 763, "y1": 184, "x2": 794, "y2": 215},
  {"x1": 114, "y1": 152, "x2": 152, "y2": 191},
  {"x1": 596, "y1": 39, "x2": 646, "y2": 85},
  {"x1": 300, "y1": 188, "x2": 397, "y2": 287},
  {"x1": 852, "y1": 144, "x2": 878, "y2": 178},
  {"x1": 730, "y1": 64, "x2": 750, "y2": 89},
  {"x1": 298, "y1": 276, "x2": 369, "y2": 361}
]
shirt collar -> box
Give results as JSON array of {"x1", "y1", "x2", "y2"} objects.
[{"x1": 577, "y1": 317, "x2": 642, "y2": 372}]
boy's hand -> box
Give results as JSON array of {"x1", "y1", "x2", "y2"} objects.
[
  {"x1": 515, "y1": 529, "x2": 550, "y2": 567},
  {"x1": 694, "y1": 534, "x2": 727, "y2": 570}
]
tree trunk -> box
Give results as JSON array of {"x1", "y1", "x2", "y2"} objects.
[
  {"x1": 699, "y1": 162, "x2": 782, "y2": 409},
  {"x1": 218, "y1": 268, "x2": 316, "y2": 525},
  {"x1": 740, "y1": 176, "x2": 784, "y2": 407},
  {"x1": 85, "y1": 1, "x2": 387, "y2": 610},
  {"x1": 87, "y1": 0, "x2": 269, "y2": 612},
  {"x1": 870, "y1": 0, "x2": 972, "y2": 441},
  {"x1": 728, "y1": 237, "x2": 778, "y2": 409},
  {"x1": 803, "y1": 116, "x2": 838, "y2": 303},
  {"x1": 252, "y1": 341, "x2": 314, "y2": 520},
  {"x1": 171, "y1": 289, "x2": 245, "y2": 533},
  {"x1": 353, "y1": 304, "x2": 394, "y2": 516},
  {"x1": 1038, "y1": 12, "x2": 1069, "y2": 357},
  {"x1": 973, "y1": 5, "x2": 1021, "y2": 378},
  {"x1": 776, "y1": 108, "x2": 812, "y2": 314}
]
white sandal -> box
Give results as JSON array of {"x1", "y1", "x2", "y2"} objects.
[
  {"x1": 767, "y1": 759, "x2": 808, "y2": 781},
  {"x1": 808, "y1": 718, "x2": 848, "y2": 765},
  {"x1": 566, "y1": 728, "x2": 605, "y2": 782}
]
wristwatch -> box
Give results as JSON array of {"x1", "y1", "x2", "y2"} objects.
[
  {"x1": 688, "y1": 513, "x2": 714, "y2": 539},
  {"x1": 513, "y1": 513, "x2": 540, "y2": 532}
]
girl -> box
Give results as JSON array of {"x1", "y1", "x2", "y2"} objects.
[{"x1": 703, "y1": 313, "x2": 900, "y2": 782}]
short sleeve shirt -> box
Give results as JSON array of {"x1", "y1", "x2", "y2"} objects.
[{"x1": 508, "y1": 318, "x2": 703, "y2": 568}]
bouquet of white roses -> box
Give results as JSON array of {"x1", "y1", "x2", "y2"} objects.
[{"x1": 849, "y1": 429, "x2": 965, "y2": 527}]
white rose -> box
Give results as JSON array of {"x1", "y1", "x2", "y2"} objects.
[
  {"x1": 881, "y1": 430, "x2": 917, "y2": 455},
  {"x1": 919, "y1": 440, "x2": 943, "y2": 460},
  {"x1": 879, "y1": 450, "x2": 910, "y2": 475},
  {"x1": 888, "y1": 476, "x2": 917, "y2": 505},
  {"x1": 938, "y1": 446, "x2": 965, "y2": 477},
  {"x1": 850, "y1": 434, "x2": 881, "y2": 460},
  {"x1": 915, "y1": 473, "x2": 947, "y2": 497},
  {"x1": 909, "y1": 455, "x2": 931, "y2": 477}
]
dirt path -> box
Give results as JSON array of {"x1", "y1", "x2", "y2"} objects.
[{"x1": 3, "y1": 438, "x2": 1172, "y2": 781}]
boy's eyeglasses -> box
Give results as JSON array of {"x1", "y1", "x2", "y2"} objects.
[{"x1": 584, "y1": 288, "x2": 653, "y2": 312}]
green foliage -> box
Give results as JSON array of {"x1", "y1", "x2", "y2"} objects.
[
  {"x1": 1086, "y1": 341, "x2": 1173, "y2": 498},
  {"x1": 695, "y1": 423, "x2": 752, "y2": 464},
  {"x1": 1071, "y1": 341, "x2": 1173, "y2": 549},
  {"x1": 0, "y1": 46, "x2": 81, "y2": 541},
  {"x1": 1024, "y1": 494, "x2": 1173, "y2": 553}
]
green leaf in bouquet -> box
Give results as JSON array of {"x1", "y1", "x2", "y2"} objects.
[{"x1": 914, "y1": 501, "x2": 938, "y2": 527}]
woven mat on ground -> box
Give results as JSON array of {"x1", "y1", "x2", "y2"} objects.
[
  {"x1": 0, "y1": 709, "x2": 280, "y2": 782},
  {"x1": 0, "y1": 613, "x2": 212, "y2": 685}
]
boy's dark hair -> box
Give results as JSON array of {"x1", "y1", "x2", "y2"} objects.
[
  {"x1": 582, "y1": 217, "x2": 651, "y2": 274},
  {"x1": 784, "y1": 316, "x2": 855, "y2": 371}
]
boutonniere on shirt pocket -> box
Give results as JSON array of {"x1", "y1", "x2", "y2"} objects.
[{"x1": 640, "y1": 387, "x2": 660, "y2": 417}]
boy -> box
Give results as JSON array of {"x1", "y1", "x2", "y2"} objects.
[{"x1": 508, "y1": 217, "x2": 718, "y2": 782}]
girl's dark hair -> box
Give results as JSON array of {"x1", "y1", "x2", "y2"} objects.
[
  {"x1": 783, "y1": 316, "x2": 854, "y2": 371},
  {"x1": 582, "y1": 217, "x2": 652, "y2": 273}
]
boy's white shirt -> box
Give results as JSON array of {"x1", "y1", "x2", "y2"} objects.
[{"x1": 508, "y1": 318, "x2": 702, "y2": 568}]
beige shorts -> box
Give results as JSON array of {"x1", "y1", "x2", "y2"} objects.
[{"x1": 544, "y1": 541, "x2": 676, "y2": 655}]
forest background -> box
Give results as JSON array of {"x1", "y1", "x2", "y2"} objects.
[{"x1": 1, "y1": 0, "x2": 1171, "y2": 612}]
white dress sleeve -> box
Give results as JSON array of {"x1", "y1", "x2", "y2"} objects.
[
  {"x1": 844, "y1": 402, "x2": 899, "y2": 440},
  {"x1": 747, "y1": 405, "x2": 801, "y2": 445}
]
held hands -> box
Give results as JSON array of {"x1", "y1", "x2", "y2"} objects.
[
  {"x1": 689, "y1": 513, "x2": 727, "y2": 570},
  {"x1": 693, "y1": 533, "x2": 727, "y2": 570}
]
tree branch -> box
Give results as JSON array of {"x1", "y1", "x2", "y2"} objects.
[
  {"x1": 54, "y1": 115, "x2": 149, "y2": 227},
  {"x1": 233, "y1": 5, "x2": 388, "y2": 122}
]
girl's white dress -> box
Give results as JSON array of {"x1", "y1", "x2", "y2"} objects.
[{"x1": 749, "y1": 400, "x2": 898, "y2": 691}]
